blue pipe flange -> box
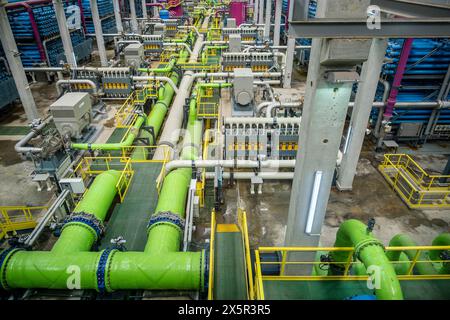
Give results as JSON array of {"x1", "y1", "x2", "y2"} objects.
[
  {"x1": 0, "y1": 247, "x2": 23, "y2": 290},
  {"x1": 147, "y1": 211, "x2": 185, "y2": 232},
  {"x1": 96, "y1": 248, "x2": 118, "y2": 294},
  {"x1": 62, "y1": 211, "x2": 105, "y2": 241},
  {"x1": 202, "y1": 248, "x2": 209, "y2": 292}
]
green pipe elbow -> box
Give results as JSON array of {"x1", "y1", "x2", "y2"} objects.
[
  {"x1": 430, "y1": 233, "x2": 450, "y2": 274},
  {"x1": 331, "y1": 219, "x2": 403, "y2": 300},
  {"x1": 387, "y1": 234, "x2": 437, "y2": 276}
]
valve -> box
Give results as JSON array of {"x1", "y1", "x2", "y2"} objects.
[
  {"x1": 367, "y1": 217, "x2": 376, "y2": 233},
  {"x1": 111, "y1": 236, "x2": 127, "y2": 251}
]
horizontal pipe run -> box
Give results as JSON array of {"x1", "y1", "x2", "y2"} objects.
[
  {"x1": 224, "y1": 117, "x2": 302, "y2": 125},
  {"x1": 14, "y1": 116, "x2": 53, "y2": 154},
  {"x1": 132, "y1": 76, "x2": 179, "y2": 94},
  {"x1": 206, "y1": 172, "x2": 295, "y2": 180},
  {"x1": 163, "y1": 42, "x2": 193, "y2": 54},
  {"x1": 56, "y1": 80, "x2": 98, "y2": 95},
  {"x1": 164, "y1": 159, "x2": 296, "y2": 174}
]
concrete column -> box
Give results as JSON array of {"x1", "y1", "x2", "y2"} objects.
[
  {"x1": 336, "y1": 39, "x2": 388, "y2": 191},
  {"x1": 53, "y1": 0, "x2": 77, "y2": 67},
  {"x1": 263, "y1": 0, "x2": 271, "y2": 40},
  {"x1": 0, "y1": 2, "x2": 39, "y2": 121},
  {"x1": 90, "y1": 0, "x2": 108, "y2": 67},
  {"x1": 258, "y1": 0, "x2": 264, "y2": 24},
  {"x1": 129, "y1": 0, "x2": 139, "y2": 33},
  {"x1": 273, "y1": 0, "x2": 282, "y2": 46},
  {"x1": 283, "y1": 36, "x2": 295, "y2": 88},
  {"x1": 253, "y1": 0, "x2": 259, "y2": 24},
  {"x1": 141, "y1": 0, "x2": 148, "y2": 19},
  {"x1": 113, "y1": 0, "x2": 124, "y2": 33},
  {"x1": 284, "y1": 0, "x2": 371, "y2": 272}
]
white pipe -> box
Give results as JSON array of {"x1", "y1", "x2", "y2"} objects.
[
  {"x1": 224, "y1": 117, "x2": 301, "y2": 125},
  {"x1": 15, "y1": 117, "x2": 53, "y2": 154},
  {"x1": 165, "y1": 159, "x2": 296, "y2": 174},
  {"x1": 266, "y1": 101, "x2": 302, "y2": 118},
  {"x1": 206, "y1": 172, "x2": 295, "y2": 180},
  {"x1": 163, "y1": 42, "x2": 193, "y2": 54},
  {"x1": 56, "y1": 79, "x2": 98, "y2": 95},
  {"x1": 132, "y1": 76, "x2": 179, "y2": 94}
]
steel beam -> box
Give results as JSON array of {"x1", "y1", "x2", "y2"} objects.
[
  {"x1": 130, "y1": 0, "x2": 139, "y2": 33},
  {"x1": 372, "y1": 0, "x2": 450, "y2": 18},
  {"x1": 258, "y1": 0, "x2": 264, "y2": 24},
  {"x1": 288, "y1": 18, "x2": 450, "y2": 38},
  {"x1": 113, "y1": 0, "x2": 124, "y2": 33},
  {"x1": 263, "y1": 0, "x2": 272, "y2": 40}
]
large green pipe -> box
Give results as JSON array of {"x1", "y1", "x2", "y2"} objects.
[
  {"x1": 386, "y1": 234, "x2": 437, "y2": 275},
  {"x1": 52, "y1": 170, "x2": 121, "y2": 253},
  {"x1": 329, "y1": 219, "x2": 404, "y2": 300}
]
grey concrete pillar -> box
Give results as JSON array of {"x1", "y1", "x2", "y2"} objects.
[
  {"x1": 113, "y1": 0, "x2": 124, "y2": 33},
  {"x1": 263, "y1": 0, "x2": 271, "y2": 40},
  {"x1": 90, "y1": 0, "x2": 108, "y2": 67},
  {"x1": 336, "y1": 39, "x2": 388, "y2": 191},
  {"x1": 53, "y1": 0, "x2": 77, "y2": 67},
  {"x1": 273, "y1": 0, "x2": 282, "y2": 46},
  {"x1": 141, "y1": 0, "x2": 148, "y2": 19},
  {"x1": 253, "y1": 0, "x2": 259, "y2": 24},
  {"x1": 283, "y1": 36, "x2": 295, "y2": 88},
  {"x1": 129, "y1": 0, "x2": 139, "y2": 33},
  {"x1": 258, "y1": 0, "x2": 264, "y2": 24},
  {"x1": 0, "y1": 2, "x2": 39, "y2": 121},
  {"x1": 284, "y1": 0, "x2": 371, "y2": 273}
]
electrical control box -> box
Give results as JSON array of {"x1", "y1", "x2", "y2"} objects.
[
  {"x1": 233, "y1": 68, "x2": 254, "y2": 106},
  {"x1": 227, "y1": 18, "x2": 237, "y2": 28},
  {"x1": 124, "y1": 43, "x2": 144, "y2": 68},
  {"x1": 59, "y1": 178, "x2": 86, "y2": 194},
  {"x1": 228, "y1": 34, "x2": 242, "y2": 52},
  {"x1": 49, "y1": 92, "x2": 92, "y2": 139}
]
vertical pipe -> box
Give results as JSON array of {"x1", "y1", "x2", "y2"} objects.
[
  {"x1": 383, "y1": 38, "x2": 414, "y2": 119},
  {"x1": 141, "y1": 0, "x2": 148, "y2": 19},
  {"x1": 0, "y1": 2, "x2": 39, "y2": 121},
  {"x1": 258, "y1": 0, "x2": 264, "y2": 24},
  {"x1": 90, "y1": 0, "x2": 108, "y2": 66},
  {"x1": 283, "y1": 36, "x2": 295, "y2": 88},
  {"x1": 253, "y1": 0, "x2": 259, "y2": 24}
]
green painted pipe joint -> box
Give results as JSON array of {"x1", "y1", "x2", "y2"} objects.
[{"x1": 0, "y1": 248, "x2": 23, "y2": 290}]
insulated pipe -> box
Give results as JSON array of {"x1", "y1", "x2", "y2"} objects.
[
  {"x1": 206, "y1": 172, "x2": 295, "y2": 180},
  {"x1": 243, "y1": 45, "x2": 311, "y2": 52},
  {"x1": 224, "y1": 116, "x2": 301, "y2": 125},
  {"x1": 384, "y1": 38, "x2": 414, "y2": 120},
  {"x1": 329, "y1": 219, "x2": 403, "y2": 300},
  {"x1": 14, "y1": 116, "x2": 53, "y2": 154},
  {"x1": 163, "y1": 42, "x2": 193, "y2": 54},
  {"x1": 265, "y1": 102, "x2": 302, "y2": 118},
  {"x1": 132, "y1": 76, "x2": 179, "y2": 94},
  {"x1": 164, "y1": 159, "x2": 296, "y2": 174},
  {"x1": 56, "y1": 79, "x2": 98, "y2": 95}
]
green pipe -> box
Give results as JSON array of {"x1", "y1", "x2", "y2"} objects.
[
  {"x1": 330, "y1": 219, "x2": 403, "y2": 300},
  {"x1": 52, "y1": 170, "x2": 121, "y2": 254},
  {"x1": 386, "y1": 234, "x2": 437, "y2": 275},
  {"x1": 430, "y1": 233, "x2": 450, "y2": 274},
  {"x1": 138, "y1": 58, "x2": 176, "y2": 74},
  {"x1": 71, "y1": 115, "x2": 146, "y2": 151}
]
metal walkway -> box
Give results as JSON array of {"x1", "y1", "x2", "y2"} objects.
[
  {"x1": 213, "y1": 224, "x2": 248, "y2": 300},
  {"x1": 100, "y1": 162, "x2": 162, "y2": 251}
]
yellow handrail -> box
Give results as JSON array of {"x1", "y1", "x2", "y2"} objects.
[
  {"x1": 207, "y1": 210, "x2": 216, "y2": 300},
  {"x1": 0, "y1": 206, "x2": 48, "y2": 239},
  {"x1": 238, "y1": 209, "x2": 255, "y2": 300}
]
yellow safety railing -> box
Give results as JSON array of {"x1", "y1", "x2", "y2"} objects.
[
  {"x1": 208, "y1": 209, "x2": 216, "y2": 300},
  {"x1": 237, "y1": 209, "x2": 255, "y2": 300},
  {"x1": 120, "y1": 145, "x2": 170, "y2": 163},
  {"x1": 253, "y1": 245, "x2": 450, "y2": 300},
  {"x1": 71, "y1": 156, "x2": 134, "y2": 203},
  {"x1": 381, "y1": 154, "x2": 450, "y2": 190},
  {"x1": 115, "y1": 85, "x2": 159, "y2": 128},
  {"x1": 0, "y1": 206, "x2": 47, "y2": 239},
  {"x1": 378, "y1": 154, "x2": 450, "y2": 209}
]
